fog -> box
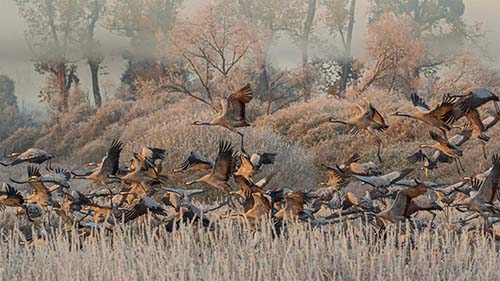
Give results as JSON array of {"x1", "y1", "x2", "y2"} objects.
[{"x1": 0, "y1": 0, "x2": 498, "y2": 108}]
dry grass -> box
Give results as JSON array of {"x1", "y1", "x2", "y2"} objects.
[
  {"x1": 0, "y1": 217, "x2": 498, "y2": 281},
  {"x1": 1, "y1": 90, "x2": 499, "y2": 281},
  {"x1": 255, "y1": 91, "x2": 500, "y2": 183}
]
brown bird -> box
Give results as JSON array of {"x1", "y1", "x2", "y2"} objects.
[
  {"x1": 12, "y1": 167, "x2": 71, "y2": 190},
  {"x1": 121, "y1": 151, "x2": 164, "y2": 185},
  {"x1": 419, "y1": 131, "x2": 464, "y2": 173},
  {"x1": 173, "y1": 151, "x2": 214, "y2": 173},
  {"x1": 140, "y1": 146, "x2": 166, "y2": 173},
  {"x1": 351, "y1": 168, "x2": 414, "y2": 192},
  {"x1": 10, "y1": 166, "x2": 53, "y2": 208},
  {"x1": 338, "y1": 153, "x2": 382, "y2": 176},
  {"x1": 408, "y1": 125, "x2": 472, "y2": 175},
  {"x1": 185, "y1": 141, "x2": 236, "y2": 193},
  {"x1": 122, "y1": 196, "x2": 168, "y2": 223},
  {"x1": 447, "y1": 88, "x2": 499, "y2": 121},
  {"x1": 0, "y1": 148, "x2": 53, "y2": 167},
  {"x1": 72, "y1": 139, "x2": 123, "y2": 186},
  {"x1": 329, "y1": 99, "x2": 389, "y2": 162},
  {"x1": 0, "y1": 183, "x2": 25, "y2": 211},
  {"x1": 443, "y1": 88, "x2": 500, "y2": 141},
  {"x1": 274, "y1": 192, "x2": 308, "y2": 221},
  {"x1": 452, "y1": 154, "x2": 500, "y2": 215},
  {"x1": 376, "y1": 181, "x2": 429, "y2": 225},
  {"x1": 391, "y1": 93, "x2": 457, "y2": 139},
  {"x1": 193, "y1": 84, "x2": 253, "y2": 149},
  {"x1": 404, "y1": 194, "x2": 443, "y2": 224},
  {"x1": 461, "y1": 111, "x2": 500, "y2": 158},
  {"x1": 320, "y1": 164, "x2": 350, "y2": 188},
  {"x1": 234, "y1": 151, "x2": 276, "y2": 181},
  {"x1": 243, "y1": 192, "x2": 273, "y2": 227},
  {"x1": 78, "y1": 192, "x2": 115, "y2": 224}
]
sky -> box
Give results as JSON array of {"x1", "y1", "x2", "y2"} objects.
[{"x1": 0, "y1": 0, "x2": 499, "y2": 108}]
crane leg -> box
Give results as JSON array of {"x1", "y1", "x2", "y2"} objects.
[
  {"x1": 227, "y1": 194, "x2": 237, "y2": 209},
  {"x1": 237, "y1": 131, "x2": 245, "y2": 150},
  {"x1": 429, "y1": 211, "x2": 437, "y2": 226},
  {"x1": 454, "y1": 160, "x2": 462, "y2": 174},
  {"x1": 440, "y1": 128, "x2": 448, "y2": 141},
  {"x1": 367, "y1": 129, "x2": 383, "y2": 163},
  {"x1": 482, "y1": 142, "x2": 487, "y2": 159},
  {"x1": 373, "y1": 134, "x2": 383, "y2": 163},
  {"x1": 456, "y1": 158, "x2": 465, "y2": 173},
  {"x1": 494, "y1": 101, "x2": 500, "y2": 115},
  {"x1": 458, "y1": 157, "x2": 465, "y2": 173}
]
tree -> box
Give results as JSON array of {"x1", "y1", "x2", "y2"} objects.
[
  {"x1": 157, "y1": 2, "x2": 261, "y2": 108},
  {"x1": 105, "y1": 0, "x2": 182, "y2": 58},
  {"x1": 282, "y1": 0, "x2": 318, "y2": 101},
  {"x1": 16, "y1": 0, "x2": 84, "y2": 113},
  {"x1": 368, "y1": 0, "x2": 477, "y2": 67},
  {"x1": 0, "y1": 76, "x2": 21, "y2": 140},
  {"x1": 105, "y1": 0, "x2": 183, "y2": 93},
  {"x1": 82, "y1": 0, "x2": 106, "y2": 108},
  {"x1": 322, "y1": 0, "x2": 357, "y2": 92},
  {"x1": 359, "y1": 13, "x2": 425, "y2": 93},
  {"x1": 233, "y1": 0, "x2": 308, "y2": 100}
]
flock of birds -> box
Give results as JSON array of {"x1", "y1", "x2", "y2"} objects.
[{"x1": 1, "y1": 84, "x2": 500, "y2": 245}]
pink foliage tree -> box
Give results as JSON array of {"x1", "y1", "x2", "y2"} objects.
[
  {"x1": 155, "y1": 2, "x2": 262, "y2": 109},
  {"x1": 358, "y1": 13, "x2": 425, "y2": 94}
]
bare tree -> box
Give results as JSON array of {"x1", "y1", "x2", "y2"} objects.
[
  {"x1": 322, "y1": 0, "x2": 357, "y2": 93},
  {"x1": 359, "y1": 13, "x2": 425, "y2": 93},
  {"x1": 281, "y1": 0, "x2": 318, "y2": 101},
  {"x1": 82, "y1": 0, "x2": 106, "y2": 108},
  {"x1": 16, "y1": 0, "x2": 85, "y2": 112},
  {"x1": 105, "y1": 0, "x2": 183, "y2": 93},
  {"x1": 158, "y1": 2, "x2": 261, "y2": 108}
]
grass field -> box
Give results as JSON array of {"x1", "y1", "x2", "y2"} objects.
[{"x1": 0, "y1": 214, "x2": 499, "y2": 281}]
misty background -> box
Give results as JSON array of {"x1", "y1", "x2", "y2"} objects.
[{"x1": 1, "y1": 0, "x2": 499, "y2": 109}]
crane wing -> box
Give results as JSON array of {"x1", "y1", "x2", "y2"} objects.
[
  {"x1": 227, "y1": 83, "x2": 253, "y2": 121},
  {"x1": 100, "y1": 139, "x2": 123, "y2": 176},
  {"x1": 211, "y1": 141, "x2": 235, "y2": 181},
  {"x1": 411, "y1": 93, "x2": 430, "y2": 112}
]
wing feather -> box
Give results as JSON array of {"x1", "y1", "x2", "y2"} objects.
[
  {"x1": 227, "y1": 83, "x2": 253, "y2": 121},
  {"x1": 211, "y1": 141, "x2": 235, "y2": 181}
]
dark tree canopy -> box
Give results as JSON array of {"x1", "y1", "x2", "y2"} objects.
[
  {"x1": 0, "y1": 75, "x2": 21, "y2": 140},
  {"x1": 0, "y1": 75, "x2": 17, "y2": 108},
  {"x1": 370, "y1": 0, "x2": 466, "y2": 34}
]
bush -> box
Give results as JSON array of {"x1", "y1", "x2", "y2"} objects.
[
  {"x1": 76, "y1": 98, "x2": 318, "y2": 194},
  {"x1": 255, "y1": 89, "x2": 500, "y2": 184}
]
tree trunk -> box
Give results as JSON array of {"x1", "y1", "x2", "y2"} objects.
[
  {"x1": 301, "y1": 0, "x2": 317, "y2": 102},
  {"x1": 57, "y1": 63, "x2": 69, "y2": 112},
  {"x1": 89, "y1": 61, "x2": 102, "y2": 108},
  {"x1": 340, "y1": 0, "x2": 356, "y2": 93}
]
